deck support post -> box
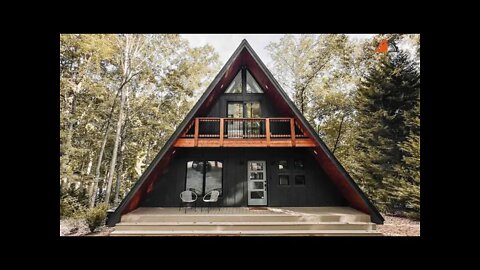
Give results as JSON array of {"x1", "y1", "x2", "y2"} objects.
[
  {"x1": 290, "y1": 118, "x2": 296, "y2": 147},
  {"x1": 219, "y1": 118, "x2": 224, "y2": 147},
  {"x1": 194, "y1": 118, "x2": 199, "y2": 147},
  {"x1": 265, "y1": 118, "x2": 270, "y2": 147}
]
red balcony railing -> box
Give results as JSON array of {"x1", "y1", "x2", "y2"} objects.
[{"x1": 176, "y1": 117, "x2": 315, "y2": 148}]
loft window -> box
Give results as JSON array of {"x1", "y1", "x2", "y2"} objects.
[
  {"x1": 186, "y1": 160, "x2": 223, "y2": 196},
  {"x1": 294, "y1": 160, "x2": 304, "y2": 170},
  {"x1": 278, "y1": 160, "x2": 288, "y2": 170},
  {"x1": 295, "y1": 175, "x2": 306, "y2": 185},
  {"x1": 279, "y1": 175, "x2": 289, "y2": 185},
  {"x1": 224, "y1": 71, "x2": 242, "y2": 94},
  {"x1": 246, "y1": 70, "x2": 264, "y2": 93},
  {"x1": 224, "y1": 69, "x2": 264, "y2": 94}
]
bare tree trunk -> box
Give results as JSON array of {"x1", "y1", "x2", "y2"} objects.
[
  {"x1": 332, "y1": 114, "x2": 346, "y2": 154},
  {"x1": 104, "y1": 85, "x2": 127, "y2": 205},
  {"x1": 114, "y1": 147, "x2": 124, "y2": 204},
  {"x1": 88, "y1": 89, "x2": 121, "y2": 208},
  {"x1": 114, "y1": 96, "x2": 130, "y2": 204},
  {"x1": 60, "y1": 91, "x2": 78, "y2": 187}
]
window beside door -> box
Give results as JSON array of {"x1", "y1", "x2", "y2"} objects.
[{"x1": 185, "y1": 160, "x2": 223, "y2": 196}]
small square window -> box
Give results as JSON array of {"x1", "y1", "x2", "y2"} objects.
[
  {"x1": 295, "y1": 175, "x2": 306, "y2": 185},
  {"x1": 279, "y1": 175, "x2": 289, "y2": 185},
  {"x1": 294, "y1": 160, "x2": 304, "y2": 170},
  {"x1": 278, "y1": 160, "x2": 288, "y2": 170}
]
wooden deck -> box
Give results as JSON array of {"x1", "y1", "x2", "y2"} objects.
[{"x1": 111, "y1": 207, "x2": 382, "y2": 236}]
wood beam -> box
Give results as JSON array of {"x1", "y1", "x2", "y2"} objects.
[
  {"x1": 265, "y1": 118, "x2": 270, "y2": 147},
  {"x1": 219, "y1": 118, "x2": 224, "y2": 147},
  {"x1": 174, "y1": 138, "x2": 316, "y2": 148},
  {"x1": 194, "y1": 118, "x2": 199, "y2": 147},
  {"x1": 290, "y1": 118, "x2": 296, "y2": 147}
]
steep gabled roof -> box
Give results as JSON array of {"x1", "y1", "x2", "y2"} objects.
[{"x1": 107, "y1": 39, "x2": 384, "y2": 226}]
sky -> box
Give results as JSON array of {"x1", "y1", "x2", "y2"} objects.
[{"x1": 181, "y1": 34, "x2": 376, "y2": 66}]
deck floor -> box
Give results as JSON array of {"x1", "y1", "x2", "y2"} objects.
[{"x1": 124, "y1": 207, "x2": 369, "y2": 216}]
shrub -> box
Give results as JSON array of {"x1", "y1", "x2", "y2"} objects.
[
  {"x1": 60, "y1": 195, "x2": 86, "y2": 218},
  {"x1": 83, "y1": 203, "x2": 109, "y2": 233}
]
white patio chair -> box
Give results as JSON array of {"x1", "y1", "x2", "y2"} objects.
[
  {"x1": 202, "y1": 190, "x2": 220, "y2": 213},
  {"x1": 180, "y1": 190, "x2": 198, "y2": 213}
]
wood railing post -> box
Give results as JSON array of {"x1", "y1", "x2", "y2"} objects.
[
  {"x1": 194, "y1": 118, "x2": 199, "y2": 147},
  {"x1": 219, "y1": 118, "x2": 224, "y2": 147},
  {"x1": 265, "y1": 118, "x2": 270, "y2": 147},
  {"x1": 290, "y1": 118, "x2": 296, "y2": 147}
]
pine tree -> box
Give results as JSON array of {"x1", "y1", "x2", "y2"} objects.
[
  {"x1": 353, "y1": 50, "x2": 420, "y2": 214},
  {"x1": 392, "y1": 98, "x2": 420, "y2": 219}
]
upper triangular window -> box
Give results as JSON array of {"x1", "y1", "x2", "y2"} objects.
[
  {"x1": 246, "y1": 70, "x2": 263, "y2": 93},
  {"x1": 224, "y1": 71, "x2": 242, "y2": 94}
]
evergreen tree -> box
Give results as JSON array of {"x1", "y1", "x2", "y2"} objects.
[
  {"x1": 393, "y1": 98, "x2": 420, "y2": 219},
  {"x1": 353, "y1": 49, "x2": 420, "y2": 214}
]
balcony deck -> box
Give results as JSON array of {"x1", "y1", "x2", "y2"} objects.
[{"x1": 174, "y1": 117, "x2": 316, "y2": 148}]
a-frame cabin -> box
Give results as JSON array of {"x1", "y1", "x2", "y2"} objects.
[{"x1": 108, "y1": 40, "x2": 384, "y2": 236}]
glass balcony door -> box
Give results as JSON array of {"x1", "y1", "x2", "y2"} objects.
[{"x1": 227, "y1": 102, "x2": 243, "y2": 138}]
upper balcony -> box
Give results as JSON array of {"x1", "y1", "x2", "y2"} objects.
[{"x1": 174, "y1": 117, "x2": 316, "y2": 148}]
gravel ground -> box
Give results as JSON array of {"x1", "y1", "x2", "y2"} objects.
[
  {"x1": 377, "y1": 215, "x2": 420, "y2": 236},
  {"x1": 60, "y1": 219, "x2": 113, "y2": 236}
]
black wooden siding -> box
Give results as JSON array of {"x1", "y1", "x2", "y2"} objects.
[{"x1": 141, "y1": 148, "x2": 348, "y2": 207}]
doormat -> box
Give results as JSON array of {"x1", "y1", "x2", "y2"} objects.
[{"x1": 249, "y1": 207, "x2": 268, "y2": 210}]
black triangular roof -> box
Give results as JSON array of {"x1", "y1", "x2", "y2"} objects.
[{"x1": 107, "y1": 39, "x2": 384, "y2": 226}]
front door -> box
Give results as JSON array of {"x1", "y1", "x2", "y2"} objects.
[{"x1": 247, "y1": 161, "x2": 267, "y2": 206}]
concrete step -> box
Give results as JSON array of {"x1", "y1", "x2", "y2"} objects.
[
  {"x1": 114, "y1": 221, "x2": 376, "y2": 231},
  {"x1": 111, "y1": 229, "x2": 382, "y2": 236}
]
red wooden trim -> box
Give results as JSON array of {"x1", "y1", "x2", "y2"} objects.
[
  {"x1": 174, "y1": 138, "x2": 315, "y2": 147},
  {"x1": 194, "y1": 118, "x2": 199, "y2": 147},
  {"x1": 219, "y1": 118, "x2": 224, "y2": 147},
  {"x1": 290, "y1": 118, "x2": 296, "y2": 147},
  {"x1": 265, "y1": 118, "x2": 271, "y2": 147}
]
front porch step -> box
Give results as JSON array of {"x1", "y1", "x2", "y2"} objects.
[
  {"x1": 111, "y1": 229, "x2": 382, "y2": 236},
  {"x1": 114, "y1": 221, "x2": 376, "y2": 231},
  {"x1": 112, "y1": 207, "x2": 380, "y2": 236}
]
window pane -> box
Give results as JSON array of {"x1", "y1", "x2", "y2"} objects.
[
  {"x1": 278, "y1": 160, "x2": 288, "y2": 170},
  {"x1": 294, "y1": 160, "x2": 304, "y2": 170},
  {"x1": 250, "y1": 162, "x2": 264, "y2": 171},
  {"x1": 279, "y1": 175, "x2": 289, "y2": 185},
  {"x1": 186, "y1": 161, "x2": 204, "y2": 195},
  {"x1": 250, "y1": 191, "x2": 264, "y2": 199},
  {"x1": 252, "y1": 182, "x2": 264, "y2": 189},
  {"x1": 246, "y1": 70, "x2": 263, "y2": 93},
  {"x1": 246, "y1": 102, "x2": 261, "y2": 118},
  {"x1": 227, "y1": 102, "x2": 243, "y2": 118},
  {"x1": 225, "y1": 71, "x2": 242, "y2": 93},
  {"x1": 295, "y1": 175, "x2": 305, "y2": 185},
  {"x1": 205, "y1": 161, "x2": 222, "y2": 196},
  {"x1": 249, "y1": 172, "x2": 264, "y2": 180}
]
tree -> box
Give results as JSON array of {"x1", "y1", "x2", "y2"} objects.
[
  {"x1": 267, "y1": 34, "x2": 351, "y2": 120},
  {"x1": 61, "y1": 34, "x2": 220, "y2": 210},
  {"x1": 353, "y1": 47, "x2": 420, "y2": 214},
  {"x1": 60, "y1": 34, "x2": 115, "y2": 187}
]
